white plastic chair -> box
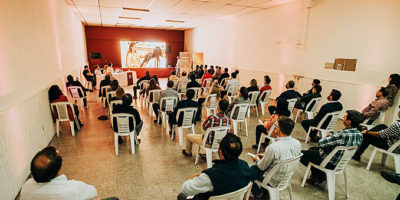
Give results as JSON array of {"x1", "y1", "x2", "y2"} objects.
[
  {"x1": 205, "y1": 93, "x2": 218, "y2": 116},
  {"x1": 227, "y1": 85, "x2": 239, "y2": 104},
  {"x1": 287, "y1": 98, "x2": 297, "y2": 117},
  {"x1": 301, "y1": 146, "x2": 358, "y2": 200},
  {"x1": 139, "y1": 80, "x2": 149, "y2": 105},
  {"x1": 294, "y1": 97, "x2": 322, "y2": 122},
  {"x1": 247, "y1": 91, "x2": 260, "y2": 118},
  {"x1": 194, "y1": 126, "x2": 230, "y2": 168},
  {"x1": 50, "y1": 102, "x2": 80, "y2": 137},
  {"x1": 111, "y1": 114, "x2": 138, "y2": 155},
  {"x1": 259, "y1": 90, "x2": 272, "y2": 116},
  {"x1": 254, "y1": 155, "x2": 302, "y2": 200},
  {"x1": 157, "y1": 96, "x2": 178, "y2": 128},
  {"x1": 231, "y1": 103, "x2": 250, "y2": 137},
  {"x1": 106, "y1": 90, "x2": 116, "y2": 110},
  {"x1": 177, "y1": 82, "x2": 187, "y2": 100},
  {"x1": 171, "y1": 79, "x2": 179, "y2": 89},
  {"x1": 220, "y1": 78, "x2": 228, "y2": 88},
  {"x1": 257, "y1": 121, "x2": 277, "y2": 153},
  {"x1": 83, "y1": 75, "x2": 93, "y2": 91},
  {"x1": 189, "y1": 87, "x2": 202, "y2": 101},
  {"x1": 100, "y1": 85, "x2": 111, "y2": 107},
  {"x1": 109, "y1": 100, "x2": 122, "y2": 116},
  {"x1": 171, "y1": 107, "x2": 197, "y2": 146},
  {"x1": 360, "y1": 110, "x2": 386, "y2": 130},
  {"x1": 207, "y1": 182, "x2": 252, "y2": 200},
  {"x1": 202, "y1": 78, "x2": 214, "y2": 94},
  {"x1": 305, "y1": 111, "x2": 340, "y2": 144},
  {"x1": 146, "y1": 89, "x2": 161, "y2": 116},
  {"x1": 366, "y1": 139, "x2": 400, "y2": 173},
  {"x1": 67, "y1": 86, "x2": 87, "y2": 109}
]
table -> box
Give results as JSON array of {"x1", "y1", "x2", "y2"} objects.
[{"x1": 95, "y1": 71, "x2": 137, "y2": 89}]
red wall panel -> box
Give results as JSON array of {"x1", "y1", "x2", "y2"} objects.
[{"x1": 85, "y1": 26, "x2": 184, "y2": 69}]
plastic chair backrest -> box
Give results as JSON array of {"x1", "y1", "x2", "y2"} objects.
[
  {"x1": 140, "y1": 80, "x2": 150, "y2": 90},
  {"x1": 171, "y1": 79, "x2": 179, "y2": 88},
  {"x1": 177, "y1": 82, "x2": 187, "y2": 93},
  {"x1": 203, "y1": 78, "x2": 213, "y2": 87},
  {"x1": 248, "y1": 91, "x2": 260, "y2": 105},
  {"x1": 262, "y1": 155, "x2": 302, "y2": 190},
  {"x1": 230, "y1": 103, "x2": 249, "y2": 120},
  {"x1": 176, "y1": 107, "x2": 197, "y2": 128},
  {"x1": 110, "y1": 100, "x2": 122, "y2": 113},
  {"x1": 101, "y1": 86, "x2": 111, "y2": 97},
  {"x1": 148, "y1": 89, "x2": 162, "y2": 103},
  {"x1": 388, "y1": 139, "x2": 400, "y2": 153},
  {"x1": 305, "y1": 97, "x2": 321, "y2": 113},
  {"x1": 287, "y1": 98, "x2": 297, "y2": 113},
  {"x1": 316, "y1": 111, "x2": 341, "y2": 131},
  {"x1": 189, "y1": 87, "x2": 201, "y2": 100},
  {"x1": 364, "y1": 110, "x2": 386, "y2": 125},
  {"x1": 111, "y1": 113, "x2": 135, "y2": 134},
  {"x1": 227, "y1": 85, "x2": 239, "y2": 97},
  {"x1": 208, "y1": 182, "x2": 252, "y2": 200},
  {"x1": 205, "y1": 94, "x2": 218, "y2": 109},
  {"x1": 320, "y1": 145, "x2": 357, "y2": 172},
  {"x1": 68, "y1": 86, "x2": 84, "y2": 99},
  {"x1": 220, "y1": 78, "x2": 228, "y2": 87},
  {"x1": 107, "y1": 91, "x2": 116, "y2": 103},
  {"x1": 202, "y1": 126, "x2": 230, "y2": 150},
  {"x1": 260, "y1": 90, "x2": 272, "y2": 103},
  {"x1": 267, "y1": 121, "x2": 278, "y2": 137},
  {"x1": 50, "y1": 102, "x2": 75, "y2": 121},
  {"x1": 160, "y1": 97, "x2": 178, "y2": 112}
]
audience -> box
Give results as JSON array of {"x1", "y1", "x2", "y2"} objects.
[
  {"x1": 182, "y1": 99, "x2": 231, "y2": 157},
  {"x1": 385, "y1": 73, "x2": 400, "y2": 107},
  {"x1": 152, "y1": 80, "x2": 179, "y2": 122},
  {"x1": 268, "y1": 80, "x2": 301, "y2": 115},
  {"x1": 249, "y1": 117, "x2": 301, "y2": 199},
  {"x1": 296, "y1": 84, "x2": 322, "y2": 111},
  {"x1": 304, "y1": 79, "x2": 320, "y2": 96},
  {"x1": 49, "y1": 85, "x2": 82, "y2": 128},
  {"x1": 201, "y1": 69, "x2": 214, "y2": 87},
  {"x1": 221, "y1": 72, "x2": 239, "y2": 99},
  {"x1": 168, "y1": 89, "x2": 199, "y2": 134},
  {"x1": 361, "y1": 87, "x2": 389, "y2": 123},
  {"x1": 226, "y1": 87, "x2": 249, "y2": 119},
  {"x1": 218, "y1": 68, "x2": 230, "y2": 84},
  {"x1": 66, "y1": 75, "x2": 89, "y2": 107},
  {"x1": 301, "y1": 110, "x2": 364, "y2": 185},
  {"x1": 133, "y1": 71, "x2": 151, "y2": 99},
  {"x1": 99, "y1": 74, "x2": 111, "y2": 97},
  {"x1": 301, "y1": 89, "x2": 343, "y2": 142},
  {"x1": 168, "y1": 70, "x2": 179, "y2": 82},
  {"x1": 187, "y1": 74, "x2": 201, "y2": 89},
  {"x1": 353, "y1": 105, "x2": 400, "y2": 161},
  {"x1": 252, "y1": 98, "x2": 291, "y2": 149},
  {"x1": 82, "y1": 65, "x2": 96, "y2": 88}
]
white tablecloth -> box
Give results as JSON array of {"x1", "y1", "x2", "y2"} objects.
[{"x1": 96, "y1": 72, "x2": 137, "y2": 89}]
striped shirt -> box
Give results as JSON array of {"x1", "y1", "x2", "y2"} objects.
[
  {"x1": 318, "y1": 128, "x2": 363, "y2": 166},
  {"x1": 202, "y1": 112, "x2": 231, "y2": 144},
  {"x1": 379, "y1": 120, "x2": 400, "y2": 153}
]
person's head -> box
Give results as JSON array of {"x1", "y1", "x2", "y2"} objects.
[
  {"x1": 190, "y1": 74, "x2": 196, "y2": 81},
  {"x1": 250, "y1": 79, "x2": 258, "y2": 87},
  {"x1": 84, "y1": 65, "x2": 88, "y2": 70},
  {"x1": 182, "y1": 71, "x2": 187, "y2": 77},
  {"x1": 208, "y1": 69, "x2": 212, "y2": 74},
  {"x1": 105, "y1": 74, "x2": 111, "y2": 80},
  {"x1": 218, "y1": 99, "x2": 229, "y2": 113},
  {"x1": 275, "y1": 98, "x2": 290, "y2": 116},
  {"x1": 313, "y1": 85, "x2": 322, "y2": 94},
  {"x1": 328, "y1": 89, "x2": 341, "y2": 101},
  {"x1": 264, "y1": 75, "x2": 271, "y2": 85},
  {"x1": 389, "y1": 73, "x2": 400, "y2": 87},
  {"x1": 167, "y1": 80, "x2": 174, "y2": 88},
  {"x1": 205, "y1": 65, "x2": 208, "y2": 69},
  {"x1": 343, "y1": 110, "x2": 364, "y2": 129},
  {"x1": 287, "y1": 80, "x2": 295, "y2": 89},
  {"x1": 277, "y1": 116, "x2": 295, "y2": 137},
  {"x1": 95, "y1": 65, "x2": 99, "y2": 69},
  {"x1": 110, "y1": 80, "x2": 119, "y2": 90},
  {"x1": 186, "y1": 89, "x2": 195, "y2": 100},
  {"x1": 235, "y1": 70, "x2": 239, "y2": 75},
  {"x1": 231, "y1": 72, "x2": 237, "y2": 79},
  {"x1": 239, "y1": 87, "x2": 249, "y2": 100},
  {"x1": 177, "y1": 56, "x2": 179, "y2": 59},
  {"x1": 30, "y1": 146, "x2": 62, "y2": 183},
  {"x1": 171, "y1": 71, "x2": 176, "y2": 76},
  {"x1": 67, "y1": 75, "x2": 73, "y2": 82},
  {"x1": 211, "y1": 83, "x2": 221, "y2": 98},
  {"x1": 224, "y1": 68, "x2": 228, "y2": 73},
  {"x1": 145, "y1": 71, "x2": 150, "y2": 77},
  {"x1": 122, "y1": 93, "x2": 133, "y2": 106},
  {"x1": 108, "y1": 63, "x2": 112, "y2": 67},
  {"x1": 218, "y1": 134, "x2": 242, "y2": 161},
  {"x1": 375, "y1": 87, "x2": 388, "y2": 98},
  {"x1": 312, "y1": 79, "x2": 320, "y2": 86},
  {"x1": 115, "y1": 87, "x2": 125, "y2": 99},
  {"x1": 210, "y1": 65, "x2": 214, "y2": 69},
  {"x1": 48, "y1": 85, "x2": 63, "y2": 102}
]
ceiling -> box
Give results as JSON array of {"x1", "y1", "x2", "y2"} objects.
[{"x1": 65, "y1": 0, "x2": 297, "y2": 30}]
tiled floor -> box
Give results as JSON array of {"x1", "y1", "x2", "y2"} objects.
[{"x1": 50, "y1": 80, "x2": 399, "y2": 200}]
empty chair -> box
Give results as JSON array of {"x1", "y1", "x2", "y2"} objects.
[
  {"x1": 171, "y1": 107, "x2": 197, "y2": 146},
  {"x1": 190, "y1": 87, "x2": 202, "y2": 101},
  {"x1": 231, "y1": 103, "x2": 250, "y2": 137},
  {"x1": 294, "y1": 97, "x2": 322, "y2": 122},
  {"x1": 67, "y1": 86, "x2": 87, "y2": 109},
  {"x1": 111, "y1": 113, "x2": 139, "y2": 155},
  {"x1": 361, "y1": 110, "x2": 386, "y2": 130},
  {"x1": 301, "y1": 146, "x2": 358, "y2": 200},
  {"x1": 366, "y1": 140, "x2": 400, "y2": 173},
  {"x1": 194, "y1": 126, "x2": 230, "y2": 168},
  {"x1": 50, "y1": 102, "x2": 80, "y2": 137},
  {"x1": 286, "y1": 98, "x2": 297, "y2": 117},
  {"x1": 227, "y1": 85, "x2": 239, "y2": 104},
  {"x1": 204, "y1": 93, "x2": 218, "y2": 116},
  {"x1": 253, "y1": 156, "x2": 302, "y2": 200},
  {"x1": 177, "y1": 82, "x2": 187, "y2": 100},
  {"x1": 257, "y1": 122, "x2": 277, "y2": 153},
  {"x1": 247, "y1": 91, "x2": 260, "y2": 118},
  {"x1": 158, "y1": 96, "x2": 178, "y2": 128},
  {"x1": 146, "y1": 89, "x2": 161, "y2": 116},
  {"x1": 208, "y1": 182, "x2": 252, "y2": 200},
  {"x1": 259, "y1": 90, "x2": 272, "y2": 116},
  {"x1": 100, "y1": 85, "x2": 111, "y2": 107},
  {"x1": 304, "y1": 111, "x2": 340, "y2": 144},
  {"x1": 109, "y1": 100, "x2": 122, "y2": 116}
]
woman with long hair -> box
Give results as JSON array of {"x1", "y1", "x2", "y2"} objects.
[
  {"x1": 126, "y1": 42, "x2": 140, "y2": 68},
  {"x1": 226, "y1": 86, "x2": 249, "y2": 119},
  {"x1": 146, "y1": 78, "x2": 161, "y2": 96},
  {"x1": 247, "y1": 79, "x2": 259, "y2": 92},
  {"x1": 385, "y1": 73, "x2": 400, "y2": 107}
]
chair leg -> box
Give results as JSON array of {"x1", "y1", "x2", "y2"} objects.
[
  {"x1": 257, "y1": 135, "x2": 264, "y2": 154},
  {"x1": 366, "y1": 148, "x2": 378, "y2": 170},
  {"x1": 191, "y1": 125, "x2": 195, "y2": 135},
  {"x1": 305, "y1": 128, "x2": 312, "y2": 144},
  {"x1": 344, "y1": 169, "x2": 348, "y2": 198},
  {"x1": 171, "y1": 126, "x2": 175, "y2": 140},
  {"x1": 320, "y1": 130, "x2": 327, "y2": 139},
  {"x1": 179, "y1": 127, "x2": 183, "y2": 146},
  {"x1": 255, "y1": 106, "x2": 259, "y2": 117},
  {"x1": 394, "y1": 156, "x2": 400, "y2": 173},
  {"x1": 114, "y1": 134, "x2": 118, "y2": 155},
  {"x1": 260, "y1": 103, "x2": 265, "y2": 116},
  {"x1": 247, "y1": 107, "x2": 250, "y2": 118},
  {"x1": 75, "y1": 118, "x2": 80, "y2": 130},
  {"x1": 69, "y1": 121, "x2": 75, "y2": 136},
  {"x1": 295, "y1": 111, "x2": 301, "y2": 122},
  {"x1": 381, "y1": 153, "x2": 388, "y2": 166},
  {"x1": 56, "y1": 120, "x2": 60, "y2": 137},
  {"x1": 288, "y1": 183, "x2": 293, "y2": 200},
  {"x1": 268, "y1": 187, "x2": 279, "y2": 200},
  {"x1": 130, "y1": 133, "x2": 135, "y2": 154},
  {"x1": 233, "y1": 121, "x2": 238, "y2": 135},
  {"x1": 244, "y1": 120, "x2": 248, "y2": 137},
  {"x1": 206, "y1": 109, "x2": 210, "y2": 117},
  {"x1": 301, "y1": 164, "x2": 311, "y2": 187},
  {"x1": 206, "y1": 149, "x2": 213, "y2": 168},
  {"x1": 195, "y1": 146, "x2": 200, "y2": 165},
  {"x1": 326, "y1": 172, "x2": 336, "y2": 200}
]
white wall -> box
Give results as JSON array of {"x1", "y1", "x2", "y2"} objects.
[
  {"x1": 185, "y1": 0, "x2": 400, "y2": 118},
  {"x1": 0, "y1": 0, "x2": 87, "y2": 199}
]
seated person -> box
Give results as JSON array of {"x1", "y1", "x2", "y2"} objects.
[
  {"x1": 182, "y1": 99, "x2": 231, "y2": 157},
  {"x1": 221, "y1": 72, "x2": 239, "y2": 99},
  {"x1": 301, "y1": 110, "x2": 364, "y2": 185},
  {"x1": 226, "y1": 87, "x2": 249, "y2": 119},
  {"x1": 213, "y1": 66, "x2": 222, "y2": 80},
  {"x1": 145, "y1": 78, "x2": 161, "y2": 96},
  {"x1": 303, "y1": 79, "x2": 320, "y2": 96},
  {"x1": 168, "y1": 70, "x2": 179, "y2": 82},
  {"x1": 296, "y1": 84, "x2": 322, "y2": 111},
  {"x1": 106, "y1": 63, "x2": 114, "y2": 73},
  {"x1": 152, "y1": 80, "x2": 179, "y2": 122},
  {"x1": 218, "y1": 68, "x2": 230, "y2": 84},
  {"x1": 353, "y1": 105, "x2": 400, "y2": 161},
  {"x1": 196, "y1": 83, "x2": 223, "y2": 121},
  {"x1": 177, "y1": 71, "x2": 189, "y2": 86},
  {"x1": 167, "y1": 89, "x2": 199, "y2": 134},
  {"x1": 361, "y1": 87, "x2": 389, "y2": 123},
  {"x1": 247, "y1": 79, "x2": 259, "y2": 92},
  {"x1": 113, "y1": 94, "x2": 143, "y2": 143},
  {"x1": 301, "y1": 89, "x2": 343, "y2": 142},
  {"x1": 152, "y1": 75, "x2": 160, "y2": 86},
  {"x1": 110, "y1": 87, "x2": 125, "y2": 111},
  {"x1": 66, "y1": 75, "x2": 89, "y2": 106},
  {"x1": 49, "y1": 85, "x2": 83, "y2": 128},
  {"x1": 249, "y1": 117, "x2": 301, "y2": 199},
  {"x1": 201, "y1": 69, "x2": 214, "y2": 87},
  {"x1": 94, "y1": 65, "x2": 102, "y2": 75},
  {"x1": 178, "y1": 134, "x2": 252, "y2": 200},
  {"x1": 99, "y1": 74, "x2": 111, "y2": 97},
  {"x1": 252, "y1": 98, "x2": 291, "y2": 149},
  {"x1": 258, "y1": 75, "x2": 272, "y2": 103},
  {"x1": 133, "y1": 71, "x2": 151, "y2": 99},
  {"x1": 385, "y1": 73, "x2": 400, "y2": 107},
  {"x1": 268, "y1": 80, "x2": 301, "y2": 115},
  {"x1": 82, "y1": 65, "x2": 96, "y2": 88},
  {"x1": 20, "y1": 146, "x2": 99, "y2": 200},
  {"x1": 187, "y1": 74, "x2": 201, "y2": 89},
  {"x1": 196, "y1": 66, "x2": 205, "y2": 79},
  {"x1": 104, "y1": 80, "x2": 119, "y2": 107},
  {"x1": 209, "y1": 65, "x2": 215, "y2": 75}
]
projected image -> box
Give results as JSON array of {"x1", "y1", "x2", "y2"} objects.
[{"x1": 120, "y1": 41, "x2": 167, "y2": 68}]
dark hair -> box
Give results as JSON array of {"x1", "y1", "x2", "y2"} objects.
[
  {"x1": 105, "y1": 74, "x2": 111, "y2": 80},
  {"x1": 149, "y1": 79, "x2": 158, "y2": 90},
  {"x1": 111, "y1": 80, "x2": 119, "y2": 90},
  {"x1": 313, "y1": 79, "x2": 321, "y2": 85},
  {"x1": 231, "y1": 72, "x2": 237, "y2": 79},
  {"x1": 210, "y1": 65, "x2": 214, "y2": 69},
  {"x1": 182, "y1": 71, "x2": 187, "y2": 76},
  {"x1": 275, "y1": 98, "x2": 291, "y2": 117},
  {"x1": 288, "y1": 80, "x2": 295, "y2": 88},
  {"x1": 84, "y1": 65, "x2": 88, "y2": 69},
  {"x1": 219, "y1": 134, "x2": 242, "y2": 161},
  {"x1": 314, "y1": 85, "x2": 322, "y2": 93},
  {"x1": 48, "y1": 85, "x2": 63, "y2": 102},
  {"x1": 167, "y1": 80, "x2": 174, "y2": 88},
  {"x1": 171, "y1": 71, "x2": 176, "y2": 75},
  {"x1": 190, "y1": 74, "x2": 196, "y2": 81},
  {"x1": 389, "y1": 74, "x2": 400, "y2": 87},
  {"x1": 30, "y1": 146, "x2": 62, "y2": 183},
  {"x1": 265, "y1": 75, "x2": 271, "y2": 84},
  {"x1": 235, "y1": 70, "x2": 239, "y2": 74},
  {"x1": 208, "y1": 69, "x2": 212, "y2": 74},
  {"x1": 219, "y1": 99, "x2": 229, "y2": 112},
  {"x1": 108, "y1": 63, "x2": 112, "y2": 66},
  {"x1": 380, "y1": 87, "x2": 389, "y2": 97},
  {"x1": 122, "y1": 93, "x2": 133, "y2": 106},
  {"x1": 67, "y1": 75, "x2": 73, "y2": 82},
  {"x1": 145, "y1": 71, "x2": 150, "y2": 76},
  {"x1": 239, "y1": 87, "x2": 248, "y2": 100},
  {"x1": 278, "y1": 116, "x2": 295, "y2": 136},
  {"x1": 346, "y1": 110, "x2": 364, "y2": 128},
  {"x1": 205, "y1": 65, "x2": 208, "y2": 68},
  {"x1": 224, "y1": 68, "x2": 228, "y2": 72},
  {"x1": 186, "y1": 89, "x2": 195, "y2": 100},
  {"x1": 330, "y1": 89, "x2": 342, "y2": 101},
  {"x1": 152, "y1": 75, "x2": 158, "y2": 83}
]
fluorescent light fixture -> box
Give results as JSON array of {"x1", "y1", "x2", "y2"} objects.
[
  {"x1": 123, "y1": 7, "x2": 150, "y2": 12},
  {"x1": 119, "y1": 16, "x2": 141, "y2": 20},
  {"x1": 165, "y1": 19, "x2": 185, "y2": 23}
]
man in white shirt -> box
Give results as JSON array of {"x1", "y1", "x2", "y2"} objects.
[
  {"x1": 152, "y1": 80, "x2": 179, "y2": 122},
  {"x1": 249, "y1": 117, "x2": 302, "y2": 199},
  {"x1": 221, "y1": 72, "x2": 239, "y2": 99},
  {"x1": 21, "y1": 146, "x2": 117, "y2": 200}
]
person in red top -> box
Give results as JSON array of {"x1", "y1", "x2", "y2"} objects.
[
  {"x1": 259, "y1": 75, "x2": 272, "y2": 103},
  {"x1": 48, "y1": 85, "x2": 83, "y2": 129},
  {"x1": 201, "y1": 69, "x2": 214, "y2": 87}
]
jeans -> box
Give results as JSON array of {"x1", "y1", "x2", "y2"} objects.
[
  {"x1": 301, "y1": 119, "x2": 318, "y2": 138},
  {"x1": 300, "y1": 147, "x2": 335, "y2": 181}
]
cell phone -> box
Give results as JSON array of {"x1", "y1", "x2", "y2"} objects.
[{"x1": 247, "y1": 152, "x2": 256, "y2": 158}]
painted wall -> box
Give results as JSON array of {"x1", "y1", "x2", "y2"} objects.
[
  {"x1": 185, "y1": 0, "x2": 400, "y2": 118},
  {"x1": 85, "y1": 26, "x2": 184, "y2": 68},
  {"x1": 0, "y1": 0, "x2": 87, "y2": 199}
]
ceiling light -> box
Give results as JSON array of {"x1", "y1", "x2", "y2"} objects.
[
  {"x1": 123, "y1": 8, "x2": 150, "y2": 12},
  {"x1": 119, "y1": 16, "x2": 141, "y2": 20},
  {"x1": 165, "y1": 20, "x2": 185, "y2": 23}
]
